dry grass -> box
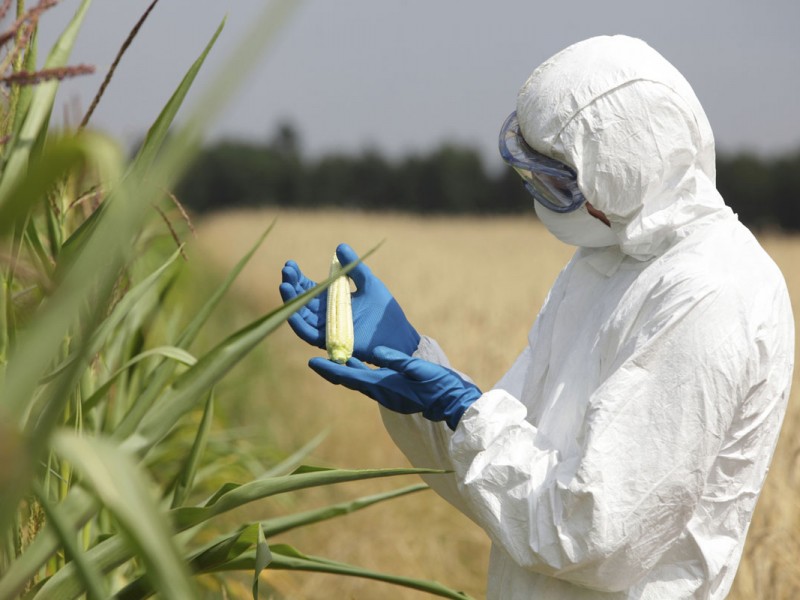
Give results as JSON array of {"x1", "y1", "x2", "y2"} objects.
[{"x1": 193, "y1": 208, "x2": 800, "y2": 599}]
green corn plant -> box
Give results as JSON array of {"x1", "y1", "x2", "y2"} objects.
[{"x1": 0, "y1": 2, "x2": 473, "y2": 599}]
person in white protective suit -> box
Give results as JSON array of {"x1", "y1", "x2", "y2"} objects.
[{"x1": 279, "y1": 35, "x2": 795, "y2": 599}]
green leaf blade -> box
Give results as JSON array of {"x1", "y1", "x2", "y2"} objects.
[
  {"x1": 53, "y1": 431, "x2": 198, "y2": 599},
  {"x1": 217, "y1": 544, "x2": 475, "y2": 600}
]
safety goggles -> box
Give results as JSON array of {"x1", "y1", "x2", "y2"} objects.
[{"x1": 498, "y1": 111, "x2": 586, "y2": 213}]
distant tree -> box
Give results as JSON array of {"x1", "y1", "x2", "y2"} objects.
[
  {"x1": 772, "y1": 150, "x2": 800, "y2": 231},
  {"x1": 308, "y1": 154, "x2": 358, "y2": 208},
  {"x1": 177, "y1": 123, "x2": 307, "y2": 211},
  {"x1": 270, "y1": 122, "x2": 302, "y2": 158},
  {"x1": 395, "y1": 145, "x2": 495, "y2": 214},
  {"x1": 177, "y1": 143, "x2": 263, "y2": 212},
  {"x1": 432, "y1": 145, "x2": 490, "y2": 213},
  {"x1": 350, "y1": 150, "x2": 396, "y2": 210},
  {"x1": 175, "y1": 124, "x2": 799, "y2": 229},
  {"x1": 492, "y1": 167, "x2": 534, "y2": 214},
  {"x1": 716, "y1": 153, "x2": 775, "y2": 229}
]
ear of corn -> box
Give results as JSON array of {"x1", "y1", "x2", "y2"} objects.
[{"x1": 326, "y1": 254, "x2": 354, "y2": 364}]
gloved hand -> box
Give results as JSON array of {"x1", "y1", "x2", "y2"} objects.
[
  {"x1": 309, "y1": 346, "x2": 482, "y2": 431},
  {"x1": 279, "y1": 243, "x2": 421, "y2": 360}
]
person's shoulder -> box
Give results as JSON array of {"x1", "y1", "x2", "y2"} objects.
[
  {"x1": 660, "y1": 218, "x2": 784, "y2": 295},
  {"x1": 624, "y1": 221, "x2": 786, "y2": 341}
]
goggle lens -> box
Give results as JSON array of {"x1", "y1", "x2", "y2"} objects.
[{"x1": 499, "y1": 111, "x2": 586, "y2": 213}]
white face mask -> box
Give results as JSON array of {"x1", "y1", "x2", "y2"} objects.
[{"x1": 534, "y1": 202, "x2": 618, "y2": 247}]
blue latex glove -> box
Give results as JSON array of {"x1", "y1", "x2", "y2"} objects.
[
  {"x1": 279, "y1": 243, "x2": 421, "y2": 360},
  {"x1": 309, "y1": 346, "x2": 482, "y2": 431}
]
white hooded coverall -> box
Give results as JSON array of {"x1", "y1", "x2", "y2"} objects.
[{"x1": 380, "y1": 35, "x2": 795, "y2": 599}]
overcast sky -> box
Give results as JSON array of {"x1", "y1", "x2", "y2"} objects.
[{"x1": 35, "y1": 0, "x2": 800, "y2": 169}]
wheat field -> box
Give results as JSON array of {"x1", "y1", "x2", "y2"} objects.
[{"x1": 192, "y1": 208, "x2": 800, "y2": 599}]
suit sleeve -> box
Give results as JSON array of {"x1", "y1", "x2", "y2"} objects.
[{"x1": 380, "y1": 335, "x2": 533, "y2": 525}]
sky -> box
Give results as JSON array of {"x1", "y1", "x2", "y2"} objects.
[{"x1": 33, "y1": 0, "x2": 800, "y2": 170}]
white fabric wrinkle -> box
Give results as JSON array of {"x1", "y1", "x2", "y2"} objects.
[{"x1": 580, "y1": 246, "x2": 627, "y2": 276}]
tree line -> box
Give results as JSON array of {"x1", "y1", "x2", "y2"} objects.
[{"x1": 176, "y1": 124, "x2": 800, "y2": 231}]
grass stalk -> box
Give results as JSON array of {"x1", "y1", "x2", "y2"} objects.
[{"x1": 79, "y1": 0, "x2": 160, "y2": 129}]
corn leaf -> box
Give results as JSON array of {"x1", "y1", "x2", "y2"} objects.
[
  {"x1": 32, "y1": 535, "x2": 129, "y2": 600},
  {"x1": 6, "y1": 11, "x2": 227, "y2": 439},
  {"x1": 259, "y1": 430, "x2": 328, "y2": 479},
  {"x1": 41, "y1": 247, "x2": 183, "y2": 385},
  {"x1": 184, "y1": 484, "x2": 429, "y2": 575},
  {"x1": 33, "y1": 482, "x2": 108, "y2": 600},
  {"x1": 23, "y1": 217, "x2": 53, "y2": 278},
  {"x1": 31, "y1": 474, "x2": 438, "y2": 600},
  {"x1": 59, "y1": 16, "x2": 225, "y2": 265},
  {"x1": 127, "y1": 18, "x2": 225, "y2": 180},
  {"x1": 170, "y1": 466, "x2": 443, "y2": 531},
  {"x1": 2, "y1": 133, "x2": 123, "y2": 424},
  {"x1": 0, "y1": 277, "x2": 8, "y2": 367},
  {"x1": 179, "y1": 220, "x2": 275, "y2": 346},
  {"x1": 0, "y1": 3, "x2": 304, "y2": 593},
  {"x1": 52, "y1": 431, "x2": 198, "y2": 599},
  {"x1": 19, "y1": 15, "x2": 229, "y2": 444},
  {"x1": 215, "y1": 543, "x2": 475, "y2": 600},
  {"x1": 0, "y1": 238, "x2": 344, "y2": 597},
  {"x1": 252, "y1": 524, "x2": 271, "y2": 599},
  {"x1": 88, "y1": 252, "x2": 182, "y2": 357},
  {"x1": 122, "y1": 285, "x2": 322, "y2": 454},
  {"x1": 0, "y1": 487, "x2": 98, "y2": 600},
  {"x1": 260, "y1": 483, "x2": 428, "y2": 537},
  {"x1": 80, "y1": 345, "x2": 198, "y2": 414},
  {"x1": 112, "y1": 221, "x2": 276, "y2": 440},
  {"x1": 0, "y1": 77, "x2": 288, "y2": 598},
  {"x1": 0, "y1": 132, "x2": 119, "y2": 236},
  {"x1": 0, "y1": 134, "x2": 124, "y2": 541},
  {"x1": 170, "y1": 390, "x2": 214, "y2": 508}
]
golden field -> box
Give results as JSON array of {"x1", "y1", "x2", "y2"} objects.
[{"x1": 192, "y1": 209, "x2": 800, "y2": 599}]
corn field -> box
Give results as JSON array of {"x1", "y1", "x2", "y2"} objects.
[{"x1": 0, "y1": 3, "x2": 471, "y2": 599}]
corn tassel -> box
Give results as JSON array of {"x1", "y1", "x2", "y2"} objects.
[{"x1": 326, "y1": 254, "x2": 354, "y2": 363}]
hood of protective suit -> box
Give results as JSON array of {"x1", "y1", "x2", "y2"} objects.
[{"x1": 517, "y1": 35, "x2": 729, "y2": 260}]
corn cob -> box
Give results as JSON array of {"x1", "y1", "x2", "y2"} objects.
[{"x1": 326, "y1": 254, "x2": 354, "y2": 363}]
